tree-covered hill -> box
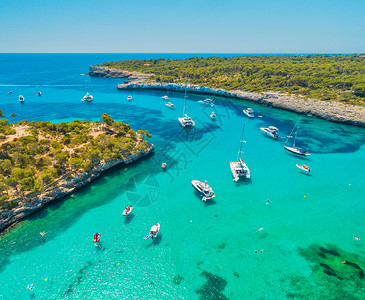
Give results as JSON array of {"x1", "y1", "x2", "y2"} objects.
[
  {"x1": 97, "y1": 55, "x2": 365, "y2": 105},
  {"x1": 0, "y1": 111, "x2": 151, "y2": 208}
]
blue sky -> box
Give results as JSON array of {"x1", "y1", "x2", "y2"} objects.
[{"x1": 0, "y1": 0, "x2": 364, "y2": 53}]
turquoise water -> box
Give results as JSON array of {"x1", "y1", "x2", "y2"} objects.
[{"x1": 0, "y1": 54, "x2": 364, "y2": 299}]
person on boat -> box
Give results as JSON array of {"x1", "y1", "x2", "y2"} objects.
[{"x1": 125, "y1": 206, "x2": 131, "y2": 213}]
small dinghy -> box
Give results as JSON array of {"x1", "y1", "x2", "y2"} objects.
[
  {"x1": 36, "y1": 91, "x2": 41, "y2": 96},
  {"x1": 210, "y1": 112, "x2": 216, "y2": 118},
  {"x1": 144, "y1": 223, "x2": 160, "y2": 240},
  {"x1": 127, "y1": 96, "x2": 132, "y2": 100},
  {"x1": 93, "y1": 232, "x2": 100, "y2": 243},
  {"x1": 296, "y1": 164, "x2": 311, "y2": 172},
  {"x1": 162, "y1": 96, "x2": 169, "y2": 100},
  {"x1": 161, "y1": 163, "x2": 167, "y2": 168},
  {"x1": 165, "y1": 102, "x2": 175, "y2": 109},
  {"x1": 122, "y1": 206, "x2": 134, "y2": 216},
  {"x1": 19, "y1": 95, "x2": 24, "y2": 102}
]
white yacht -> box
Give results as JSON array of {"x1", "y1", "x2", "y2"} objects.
[
  {"x1": 198, "y1": 98, "x2": 214, "y2": 105},
  {"x1": 191, "y1": 180, "x2": 215, "y2": 201},
  {"x1": 165, "y1": 102, "x2": 175, "y2": 109},
  {"x1": 260, "y1": 126, "x2": 279, "y2": 139},
  {"x1": 162, "y1": 95, "x2": 169, "y2": 100},
  {"x1": 284, "y1": 119, "x2": 310, "y2": 156},
  {"x1": 144, "y1": 223, "x2": 160, "y2": 240},
  {"x1": 178, "y1": 98, "x2": 195, "y2": 127},
  {"x1": 83, "y1": 92, "x2": 93, "y2": 102},
  {"x1": 127, "y1": 95, "x2": 132, "y2": 100},
  {"x1": 230, "y1": 124, "x2": 250, "y2": 181},
  {"x1": 19, "y1": 95, "x2": 24, "y2": 102},
  {"x1": 243, "y1": 108, "x2": 254, "y2": 118}
]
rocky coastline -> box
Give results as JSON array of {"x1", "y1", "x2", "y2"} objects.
[
  {"x1": 0, "y1": 144, "x2": 154, "y2": 233},
  {"x1": 89, "y1": 66, "x2": 365, "y2": 128}
]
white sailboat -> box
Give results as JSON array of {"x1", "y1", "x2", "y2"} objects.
[
  {"x1": 230, "y1": 124, "x2": 250, "y2": 181},
  {"x1": 284, "y1": 119, "x2": 310, "y2": 156},
  {"x1": 178, "y1": 97, "x2": 195, "y2": 127}
]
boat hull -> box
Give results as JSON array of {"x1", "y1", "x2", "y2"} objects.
[
  {"x1": 230, "y1": 161, "x2": 250, "y2": 181},
  {"x1": 150, "y1": 223, "x2": 160, "y2": 238},
  {"x1": 178, "y1": 118, "x2": 195, "y2": 127},
  {"x1": 122, "y1": 207, "x2": 134, "y2": 216},
  {"x1": 284, "y1": 146, "x2": 310, "y2": 156}
]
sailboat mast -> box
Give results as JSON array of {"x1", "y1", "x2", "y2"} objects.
[
  {"x1": 237, "y1": 123, "x2": 245, "y2": 161},
  {"x1": 293, "y1": 119, "x2": 300, "y2": 147},
  {"x1": 183, "y1": 97, "x2": 186, "y2": 116}
]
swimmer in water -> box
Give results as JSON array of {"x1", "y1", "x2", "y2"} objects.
[{"x1": 354, "y1": 236, "x2": 360, "y2": 240}]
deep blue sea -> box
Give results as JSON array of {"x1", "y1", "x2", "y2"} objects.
[{"x1": 0, "y1": 54, "x2": 364, "y2": 299}]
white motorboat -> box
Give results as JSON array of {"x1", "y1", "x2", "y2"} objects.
[
  {"x1": 127, "y1": 95, "x2": 132, "y2": 100},
  {"x1": 144, "y1": 223, "x2": 160, "y2": 240},
  {"x1": 83, "y1": 92, "x2": 93, "y2": 102},
  {"x1": 165, "y1": 102, "x2": 175, "y2": 109},
  {"x1": 284, "y1": 120, "x2": 310, "y2": 156},
  {"x1": 36, "y1": 91, "x2": 41, "y2": 96},
  {"x1": 260, "y1": 126, "x2": 279, "y2": 139},
  {"x1": 230, "y1": 124, "x2": 250, "y2": 181},
  {"x1": 243, "y1": 108, "x2": 254, "y2": 118},
  {"x1": 191, "y1": 180, "x2": 215, "y2": 201},
  {"x1": 122, "y1": 206, "x2": 134, "y2": 216},
  {"x1": 198, "y1": 98, "x2": 214, "y2": 105},
  {"x1": 19, "y1": 95, "x2": 24, "y2": 102},
  {"x1": 296, "y1": 164, "x2": 311, "y2": 172},
  {"x1": 162, "y1": 95, "x2": 169, "y2": 100}
]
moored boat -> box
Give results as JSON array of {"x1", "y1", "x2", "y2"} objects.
[
  {"x1": 165, "y1": 102, "x2": 175, "y2": 108},
  {"x1": 260, "y1": 126, "x2": 279, "y2": 139},
  {"x1": 243, "y1": 108, "x2": 254, "y2": 118},
  {"x1": 161, "y1": 163, "x2": 167, "y2": 168},
  {"x1": 127, "y1": 95, "x2": 132, "y2": 100},
  {"x1": 198, "y1": 98, "x2": 214, "y2": 105},
  {"x1": 144, "y1": 223, "x2": 160, "y2": 240},
  {"x1": 19, "y1": 95, "x2": 24, "y2": 102},
  {"x1": 36, "y1": 91, "x2": 41, "y2": 96},
  {"x1": 122, "y1": 206, "x2": 134, "y2": 216},
  {"x1": 230, "y1": 124, "x2": 250, "y2": 181},
  {"x1": 162, "y1": 95, "x2": 169, "y2": 100},
  {"x1": 191, "y1": 180, "x2": 215, "y2": 201},
  {"x1": 284, "y1": 119, "x2": 310, "y2": 156},
  {"x1": 83, "y1": 92, "x2": 93, "y2": 102},
  {"x1": 296, "y1": 164, "x2": 311, "y2": 172},
  {"x1": 178, "y1": 97, "x2": 195, "y2": 127},
  {"x1": 210, "y1": 111, "x2": 216, "y2": 118}
]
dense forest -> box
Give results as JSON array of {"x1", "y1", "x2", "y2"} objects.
[
  {"x1": 98, "y1": 55, "x2": 365, "y2": 105},
  {"x1": 0, "y1": 111, "x2": 151, "y2": 209}
]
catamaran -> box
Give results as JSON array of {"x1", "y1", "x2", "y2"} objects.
[
  {"x1": 178, "y1": 97, "x2": 195, "y2": 127},
  {"x1": 243, "y1": 108, "x2": 254, "y2": 118},
  {"x1": 191, "y1": 180, "x2": 215, "y2": 201},
  {"x1": 83, "y1": 92, "x2": 93, "y2": 102},
  {"x1": 284, "y1": 119, "x2": 310, "y2": 156},
  {"x1": 260, "y1": 126, "x2": 279, "y2": 139},
  {"x1": 230, "y1": 124, "x2": 250, "y2": 181}
]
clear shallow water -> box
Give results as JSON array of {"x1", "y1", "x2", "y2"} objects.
[{"x1": 0, "y1": 54, "x2": 364, "y2": 299}]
